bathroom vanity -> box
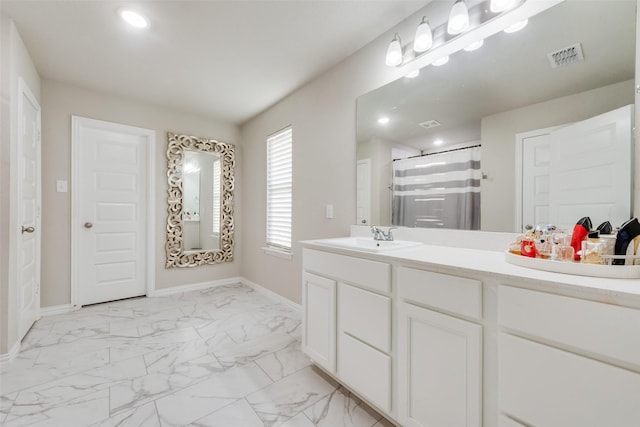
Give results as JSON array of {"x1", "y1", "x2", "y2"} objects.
[{"x1": 300, "y1": 238, "x2": 640, "y2": 427}]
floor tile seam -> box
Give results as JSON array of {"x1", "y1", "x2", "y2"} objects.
[
  {"x1": 6, "y1": 385, "x2": 109, "y2": 421},
  {"x1": 188, "y1": 396, "x2": 249, "y2": 426}
]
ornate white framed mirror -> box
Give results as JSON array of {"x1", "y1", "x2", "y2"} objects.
[{"x1": 166, "y1": 132, "x2": 235, "y2": 267}]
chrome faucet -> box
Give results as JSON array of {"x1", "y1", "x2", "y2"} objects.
[{"x1": 371, "y1": 226, "x2": 396, "y2": 241}]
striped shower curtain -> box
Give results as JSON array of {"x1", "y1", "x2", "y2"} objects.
[{"x1": 391, "y1": 146, "x2": 481, "y2": 229}]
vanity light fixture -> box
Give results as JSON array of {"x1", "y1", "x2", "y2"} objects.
[
  {"x1": 447, "y1": 0, "x2": 470, "y2": 35},
  {"x1": 378, "y1": 117, "x2": 391, "y2": 125},
  {"x1": 504, "y1": 19, "x2": 528, "y2": 33},
  {"x1": 119, "y1": 9, "x2": 149, "y2": 29},
  {"x1": 432, "y1": 55, "x2": 449, "y2": 66},
  {"x1": 413, "y1": 17, "x2": 433, "y2": 53},
  {"x1": 464, "y1": 39, "x2": 484, "y2": 51},
  {"x1": 385, "y1": 33, "x2": 404, "y2": 66},
  {"x1": 405, "y1": 69, "x2": 420, "y2": 78}
]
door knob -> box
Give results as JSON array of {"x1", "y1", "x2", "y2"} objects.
[
  {"x1": 84, "y1": 222, "x2": 93, "y2": 229},
  {"x1": 21, "y1": 226, "x2": 35, "y2": 234}
]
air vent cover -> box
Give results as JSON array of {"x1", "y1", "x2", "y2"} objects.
[
  {"x1": 419, "y1": 119, "x2": 441, "y2": 129},
  {"x1": 547, "y1": 43, "x2": 585, "y2": 68}
]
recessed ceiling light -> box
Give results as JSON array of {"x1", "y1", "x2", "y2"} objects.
[
  {"x1": 405, "y1": 70, "x2": 420, "y2": 78},
  {"x1": 504, "y1": 19, "x2": 528, "y2": 33},
  {"x1": 119, "y1": 9, "x2": 149, "y2": 29},
  {"x1": 464, "y1": 40, "x2": 484, "y2": 52},
  {"x1": 378, "y1": 117, "x2": 390, "y2": 125},
  {"x1": 432, "y1": 56, "x2": 449, "y2": 66},
  {"x1": 434, "y1": 139, "x2": 444, "y2": 146}
]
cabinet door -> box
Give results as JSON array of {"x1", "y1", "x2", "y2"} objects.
[
  {"x1": 302, "y1": 272, "x2": 336, "y2": 372},
  {"x1": 398, "y1": 302, "x2": 482, "y2": 427}
]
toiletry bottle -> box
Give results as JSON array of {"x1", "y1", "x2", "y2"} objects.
[
  {"x1": 613, "y1": 218, "x2": 640, "y2": 265},
  {"x1": 570, "y1": 216, "x2": 592, "y2": 261}
]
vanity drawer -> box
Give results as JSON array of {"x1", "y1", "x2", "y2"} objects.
[
  {"x1": 498, "y1": 285, "x2": 640, "y2": 367},
  {"x1": 397, "y1": 267, "x2": 482, "y2": 320},
  {"x1": 499, "y1": 333, "x2": 640, "y2": 427},
  {"x1": 303, "y1": 249, "x2": 391, "y2": 293},
  {"x1": 338, "y1": 332, "x2": 391, "y2": 412},
  {"x1": 339, "y1": 283, "x2": 391, "y2": 353}
]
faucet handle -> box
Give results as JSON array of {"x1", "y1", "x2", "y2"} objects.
[{"x1": 385, "y1": 227, "x2": 397, "y2": 240}]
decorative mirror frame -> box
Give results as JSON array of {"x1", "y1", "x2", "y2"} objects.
[{"x1": 166, "y1": 132, "x2": 235, "y2": 268}]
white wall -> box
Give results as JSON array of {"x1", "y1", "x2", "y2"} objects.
[
  {"x1": 481, "y1": 79, "x2": 634, "y2": 232},
  {"x1": 0, "y1": 18, "x2": 41, "y2": 355},
  {"x1": 239, "y1": 5, "x2": 435, "y2": 303},
  {"x1": 40, "y1": 80, "x2": 241, "y2": 308}
]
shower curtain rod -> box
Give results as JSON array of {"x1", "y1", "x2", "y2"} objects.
[{"x1": 393, "y1": 144, "x2": 481, "y2": 161}]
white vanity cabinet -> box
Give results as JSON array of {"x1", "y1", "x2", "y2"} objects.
[
  {"x1": 498, "y1": 285, "x2": 640, "y2": 427},
  {"x1": 396, "y1": 267, "x2": 483, "y2": 427},
  {"x1": 302, "y1": 248, "x2": 392, "y2": 413}
]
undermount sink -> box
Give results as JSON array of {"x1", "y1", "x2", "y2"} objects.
[{"x1": 318, "y1": 237, "x2": 422, "y2": 253}]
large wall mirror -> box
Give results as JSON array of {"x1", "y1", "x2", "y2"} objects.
[
  {"x1": 166, "y1": 132, "x2": 235, "y2": 268},
  {"x1": 357, "y1": 0, "x2": 636, "y2": 233}
]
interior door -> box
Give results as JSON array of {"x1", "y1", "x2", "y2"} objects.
[
  {"x1": 356, "y1": 159, "x2": 371, "y2": 225},
  {"x1": 549, "y1": 104, "x2": 633, "y2": 230},
  {"x1": 74, "y1": 118, "x2": 149, "y2": 306},
  {"x1": 522, "y1": 133, "x2": 552, "y2": 230},
  {"x1": 17, "y1": 79, "x2": 41, "y2": 340}
]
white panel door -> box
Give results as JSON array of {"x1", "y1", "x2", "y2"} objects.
[
  {"x1": 398, "y1": 302, "x2": 482, "y2": 427},
  {"x1": 75, "y1": 119, "x2": 148, "y2": 306},
  {"x1": 549, "y1": 104, "x2": 633, "y2": 230},
  {"x1": 17, "y1": 80, "x2": 41, "y2": 340},
  {"x1": 356, "y1": 159, "x2": 371, "y2": 225},
  {"x1": 522, "y1": 133, "x2": 551, "y2": 230}
]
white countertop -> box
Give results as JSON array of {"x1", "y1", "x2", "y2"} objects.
[{"x1": 301, "y1": 239, "x2": 640, "y2": 304}]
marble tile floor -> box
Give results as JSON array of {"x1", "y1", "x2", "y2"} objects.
[{"x1": 0, "y1": 283, "x2": 394, "y2": 427}]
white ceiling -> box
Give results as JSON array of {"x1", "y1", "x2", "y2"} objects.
[{"x1": 1, "y1": 0, "x2": 428, "y2": 124}]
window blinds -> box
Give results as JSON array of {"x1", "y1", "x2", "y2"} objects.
[
  {"x1": 212, "y1": 157, "x2": 221, "y2": 235},
  {"x1": 266, "y1": 127, "x2": 293, "y2": 250}
]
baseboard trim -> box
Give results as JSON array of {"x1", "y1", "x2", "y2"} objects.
[
  {"x1": 40, "y1": 304, "x2": 75, "y2": 317},
  {"x1": 0, "y1": 340, "x2": 21, "y2": 367},
  {"x1": 150, "y1": 276, "x2": 243, "y2": 297},
  {"x1": 240, "y1": 277, "x2": 302, "y2": 313}
]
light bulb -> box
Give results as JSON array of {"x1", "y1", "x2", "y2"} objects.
[
  {"x1": 434, "y1": 139, "x2": 444, "y2": 146},
  {"x1": 490, "y1": 0, "x2": 517, "y2": 13},
  {"x1": 504, "y1": 19, "x2": 528, "y2": 33},
  {"x1": 413, "y1": 17, "x2": 433, "y2": 53},
  {"x1": 447, "y1": 0, "x2": 469, "y2": 35},
  {"x1": 432, "y1": 56, "x2": 449, "y2": 66},
  {"x1": 385, "y1": 34, "x2": 403, "y2": 67},
  {"x1": 464, "y1": 40, "x2": 484, "y2": 51},
  {"x1": 378, "y1": 117, "x2": 390, "y2": 125}
]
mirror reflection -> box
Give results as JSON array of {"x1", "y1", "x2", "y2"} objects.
[
  {"x1": 182, "y1": 150, "x2": 222, "y2": 251},
  {"x1": 356, "y1": 0, "x2": 636, "y2": 232}
]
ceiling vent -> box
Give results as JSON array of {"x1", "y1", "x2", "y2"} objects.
[
  {"x1": 419, "y1": 119, "x2": 441, "y2": 129},
  {"x1": 547, "y1": 43, "x2": 585, "y2": 68}
]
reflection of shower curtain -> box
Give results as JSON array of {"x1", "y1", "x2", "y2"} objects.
[{"x1": 392, "y1": 146, "x2": 481, "y2": 229}]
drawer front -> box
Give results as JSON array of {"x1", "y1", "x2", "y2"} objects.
[
  {"x1": 499, "y1": 333, "x2": 640, "y2": 427},
  {"x1": 499, "y1": 285, "x2": 640, "y2": 367},
  {"x1": 304, "y1": 249, "x2": 391, "y2": 293},
  {"x1": 397, "y1": 267, "x2": 482, "y2": 319},
  {"x1": 338, "y1": 332, "x2": 391, "y2": 412},
  {"x1": 339, "y1": 283, "x2": 391, "y2": 353}
]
